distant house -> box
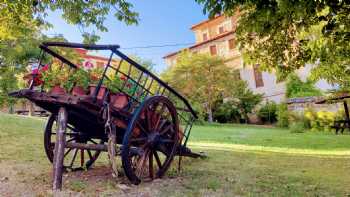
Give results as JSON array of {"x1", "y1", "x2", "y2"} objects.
[
  {"x1": 75, "y1": 48, "x2": 119, "y2": 69},
  {"x1": 163, "y1": 14, "x2": 333, "y2": 103}
]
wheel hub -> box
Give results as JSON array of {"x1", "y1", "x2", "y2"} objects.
[{"x1": 147, "y1": 133, "x2": 160, "y2": 148}]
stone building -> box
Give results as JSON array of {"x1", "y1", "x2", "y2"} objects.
[{"x1": 163, "y1": 14, "x2": 333, "y2": 103}]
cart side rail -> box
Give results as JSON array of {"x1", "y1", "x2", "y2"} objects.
[
  {"x1": 39, "y1": 42, "x2": 198, "y2": 119},
  {"x1": 112, "y1": 49, "x2": 198, "y2": 119},
  {"x1": 42, "y1": 42, "x2": 120, "y2": 51}
]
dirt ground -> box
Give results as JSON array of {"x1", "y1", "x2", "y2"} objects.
[{"x1": 0, "y1": 160, "x2": 190, "y2": 197}]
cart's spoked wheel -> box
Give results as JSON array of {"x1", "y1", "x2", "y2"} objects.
[
  {"x1": 122, "y1": 96, "x2": 179, "y2": 185},
  {"x1": 44, "y1": 114, "x2": 103, "y2": 171}
]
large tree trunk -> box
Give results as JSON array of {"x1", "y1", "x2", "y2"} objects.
[{"x1": 207, "y1": 108, "x2": 213, "y2": 123}]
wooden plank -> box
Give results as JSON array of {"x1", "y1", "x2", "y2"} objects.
[
  {"x1": 52, "y1": 107, "x2": 67, "y2": 190},
  {"x1": 66, "y1": 142, "x2": 108, "y2": 151}
]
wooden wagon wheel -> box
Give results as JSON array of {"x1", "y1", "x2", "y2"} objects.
[
  {"x1": 44, "y1": 114, "x2": 103, "y2": 170},
  {"x1": 121, "y1": 96, "x2": 179, "y2": 185}
]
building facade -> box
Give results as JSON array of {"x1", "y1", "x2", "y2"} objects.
[
  {"x1": 75, "y1": 48, "x2": 119, "y2": 69},
  {"x1": 163, "y1": 15, "x2": 333, "y2": 103}
]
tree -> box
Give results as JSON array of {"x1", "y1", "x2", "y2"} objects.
[
  {"x1": 195, "y1": 0, "x2": 350, "y2": 88},
  {"x1": 162, "y1": 51, "x2": 238, "y2": 122},
  {"x1": 285, "y1": 73, "x2": 322, "y2": 98}
]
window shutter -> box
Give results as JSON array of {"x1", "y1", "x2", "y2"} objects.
[{"x1": 210, "y1": 45, "x2": 217, "y2": 56}]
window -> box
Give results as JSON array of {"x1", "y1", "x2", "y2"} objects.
[
  {"x1": 210, "y1": 45, "x2": 217, "y2": 56},
  {"x1": 253, "y1": 64, "x2": 264, "y2": 88},
  {"x1": 218, "y1": 21, "x2": 232, "y2": 34},
  {"x1": 202, "y1": 33, "x2": 208, "y2": 41},
  {"x1": 228, "y1": 39, "x2": 235, "y2": 50}
]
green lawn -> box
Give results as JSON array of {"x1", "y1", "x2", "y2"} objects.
[{"x1": 1, "y1": 113, "x2": 350, "y2": 196}]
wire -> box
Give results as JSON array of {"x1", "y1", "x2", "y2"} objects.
[{"x1": 120, "y1": 42, "x2": 194, "y2": 50}]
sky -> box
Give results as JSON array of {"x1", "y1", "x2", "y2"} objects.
[{"x1": 44, "y1": 0, "x2": 208, "y2": 73}]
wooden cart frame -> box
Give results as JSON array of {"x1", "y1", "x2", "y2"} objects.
[{"x1": 9, "y1": 42, "x2": 203, "y2": 190}]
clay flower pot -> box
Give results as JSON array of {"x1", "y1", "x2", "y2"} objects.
[
  {"x1": 110, "y1": 93, "x2": 129, "y2": 109},
  {"x1": 50, "y1": 85, "x2": 66, "y2": 95},
  {"x1": 89, "y1": 84, "x2": 107, "y2": 100},
  {"x1": 71, "y1": 86, "x2": 87, "y2": 96}
]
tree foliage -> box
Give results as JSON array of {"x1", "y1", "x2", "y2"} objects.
[
  {"x1": 286, "y1": 73, "x2": 322, "y2": 98},
  {"x1": 195, "y1": 0, "x2": 350, "y2": 87},
  {"x1": 162, "y1": 51, "x2": 238, "y2": 122},
  {"x1": 0, "y1": 0, "x2": 139, "y2": 42}
]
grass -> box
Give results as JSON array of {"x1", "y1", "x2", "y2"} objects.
[
  {"x1": 190, "y1": 124, "x2": 350, "y2": 150},
  {"x1": 1, "y1": 113, "x2": 350, "y2": 196}
]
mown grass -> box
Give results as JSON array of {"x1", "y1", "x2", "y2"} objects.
[
  {"x1": 1, "y1": 113, "x2": 350, "y2": 196},
  {"x1": 190, "y1": 124, "x2": 350, "y2": 150}
]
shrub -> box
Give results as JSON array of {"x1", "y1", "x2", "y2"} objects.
[
  {"x1": 257, "y1": 101, "x2": 277, "y2": 124},
  {"x1": 289, "y1": 122, "x2": 306, "y2": 133},
  {"x1": 289, "y1": 111, "x2": 311, "y2": 129},
  {"x1": 277, "y1": 103, "x2": 289, "y2": 128},
  {"x1": 213, "y1": 102, "x2": 241, "y2": 123},
  {"x1": 303, "y1": 108, "x2": 345, "y2": 132},
  {"x1": 226, "y1": 80, "x2": 263, "y2": 123}
]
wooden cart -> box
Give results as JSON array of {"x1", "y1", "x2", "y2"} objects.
[{"x1": 9, "y1": 42, "x2": 203, "y2": 190}]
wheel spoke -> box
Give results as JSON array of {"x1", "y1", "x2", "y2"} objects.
[
  {"x1": 64, "y1": 148, "x2": 73, "y2": 157},
  {"x1": 88, "y1": 139, "x2": 97, "y2": 144},
  {"x1": 130, "y1": 137, "x2": 147, "y2": 143},
  {"x1": 80, "y1": 149, "x2": 84, "y2": 167},
  {"x1": 149, "y1": 150, "x2": 154, "y2": 179},
  {"x1": 135, "y1": 149, "x2": 149, "y2": 178},
  {"x1": 153, "y1": 151, "x2": 162, "y2": 169},
  {"x1": 159, "y1": 138, "x2": 175, "y2": 143},
  {"x1": 159, "y1": 124, "x2": 173, "y2": 135},
  {"x1": 136, "y1": 121, "x2": 148, "y2": 136},
  {"x1": 87, "y1": 150, "x2": 93, "y2": 160},
  {"x1": 155, "y1": 119, "x2": 167, "y2": 133},
  {"x1": 146, "y1": 107, "x2": 153, "y2": 132},
  {"x1": 66, "y1": 137, "x2": 76, "y2": 143},
  {"x1": 67, "y1": 125, "x2": 80, "y2": 133},
  {"x1": 69, "y1": 149, "x2": 79, "y2": 168},
  {"x1": 153, "y1": 104, "x2": 167, "y2": 131}
]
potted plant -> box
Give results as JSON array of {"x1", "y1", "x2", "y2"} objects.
[
  {"x1": 68, "y1": 68, "x2": 90, "y2": 96},
  {"x1": 106, "y1": 74, "x2": 129, "y2": 109},
  {"x1": 41, "y1": 63, "x2": 67, "y2": 95},
  {"x1": 88, "y1": 67, "x2": 107, "y2": 100}
]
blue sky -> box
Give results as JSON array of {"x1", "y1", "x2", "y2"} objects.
[{"x1": 44, "y1": 0, "x2": 208, "y2": 73}]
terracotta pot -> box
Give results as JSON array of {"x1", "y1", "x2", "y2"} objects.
[
  {"x1": 110, "y1": 93, "x2": 129, "y2": 109},
  {"x1": 71, "y1": 86, "x2": 86, "y2": 96},
  {"x1": 50, "y1": 85, "x2": 66, "y2": 95},
  {"x1": 89, "y1": 84, "x2": 107, "y2": 100}
]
